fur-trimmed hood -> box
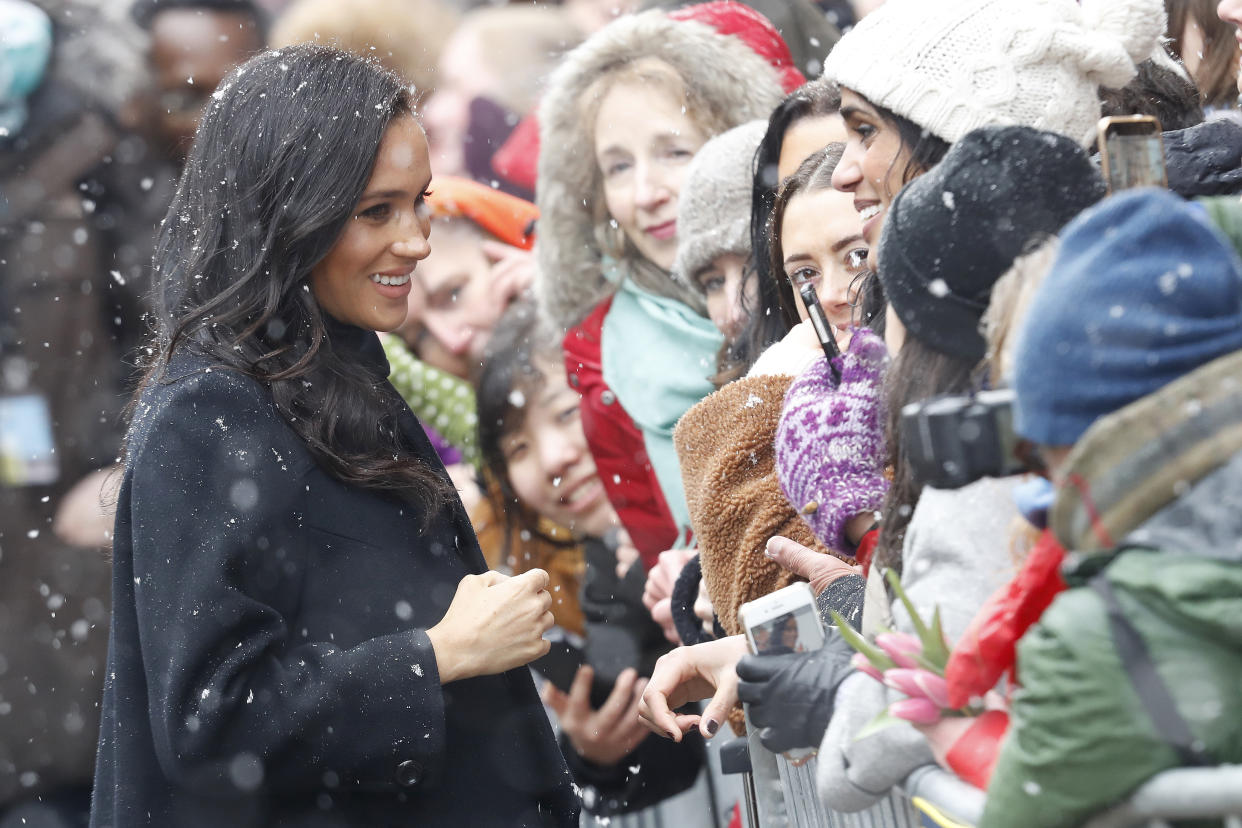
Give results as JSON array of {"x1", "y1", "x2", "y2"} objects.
[{"x1": 534, "y1": 10, "x2": 785, "y2": 332}]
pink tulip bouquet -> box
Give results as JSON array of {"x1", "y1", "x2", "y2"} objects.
[{"x1": 830, "y1": 570, "x2": 980, "y2": 737}]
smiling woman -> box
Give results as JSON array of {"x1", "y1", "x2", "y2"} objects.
[
  {"x1": 770, "y1": 145, "x2": 869, "y2": 332},
  {"x1": 308, "y1": 116, "x2": 433, "y2": 333},
  {"x1": 591, "y1": 65, "x2": 709, "y2": 271},
  {"x1": 93, "y1": 45, "x2": 578, "y2": 828}
]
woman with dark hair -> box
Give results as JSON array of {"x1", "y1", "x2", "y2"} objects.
[
  {"x1": 646, "y1": 144, "x2": 876, "y2": 750},
  {"x1": 732, "y1": 76, "x2": 846, "y2": 376},
  {"x1": 91, "y1": 45, "x2": 577, "y2": 827},
  {"x1": 676, "y1": 144, "x2": 874, "y2": 646}
]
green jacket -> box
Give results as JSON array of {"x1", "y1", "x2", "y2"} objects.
[{"x1": 981, "y1": 349, "x2": 1242, "y2": 828}]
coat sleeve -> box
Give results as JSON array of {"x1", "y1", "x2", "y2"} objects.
[
  {"x1": 816, "y1": 672, "x2": 934, "y2": 812},
  {"x1": 675, "y1": 374, "x2": 846, "y2": 635},
  {"x1": 126, "y1": 370, "x2": 449, "y2": 795}
]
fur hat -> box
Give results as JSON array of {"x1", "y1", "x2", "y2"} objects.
[
  {"x1": 672, "y1": 120, "x2": 767, "y2": 293},
  {"x1": 534, "y1": 10, "x2": 785, "y2": 331},
  {"x1": 823, "y1": 0, "x2": 1166, "y2": 147}
]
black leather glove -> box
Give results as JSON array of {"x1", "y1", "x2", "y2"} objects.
[{"x1": 735, "y1": 631, "x2": 855, "y2": 754}]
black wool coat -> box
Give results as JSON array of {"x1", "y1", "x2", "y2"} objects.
[{"x1": 90, "y1": 325, "x2": 579, "y2": 827}]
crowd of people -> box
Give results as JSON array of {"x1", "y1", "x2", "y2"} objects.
[{"x1": 3, "y1": 0, "x2": 1242, "y2": 825}]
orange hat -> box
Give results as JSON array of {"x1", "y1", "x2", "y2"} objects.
[{"x1": 426, "y1": 176, "x2": 539, "y2": 251}]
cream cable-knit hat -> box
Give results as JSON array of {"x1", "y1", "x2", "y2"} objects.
[{"x1": 823, "y1": 0, "x2": 1166, "y2": 147}]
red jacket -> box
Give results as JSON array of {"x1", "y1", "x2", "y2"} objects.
[
  {"x1": 938, "y1": 528, "x2": 1068, "y2": 789},
  {"x1": 563, "y1": 299, "x2": 680, "y2": 569}
]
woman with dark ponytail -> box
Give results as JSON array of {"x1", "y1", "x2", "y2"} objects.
[{"x1": 92, "y1": 45, "x2": 577, "y2": 828}]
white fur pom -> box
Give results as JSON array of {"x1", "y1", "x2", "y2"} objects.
[{"x1": 1082, "y1": 0, "x2": 1167, "y2": 66}]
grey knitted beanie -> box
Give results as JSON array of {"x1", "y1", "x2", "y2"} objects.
[{"x1": 673, "y1": 120, "x2": 768, "y2": 292}]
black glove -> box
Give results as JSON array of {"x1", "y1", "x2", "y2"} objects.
[{"x1": 735, "y1": 632, "x2": 855, "y2": 754}]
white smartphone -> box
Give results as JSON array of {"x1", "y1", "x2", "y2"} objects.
[
  {"x1": 738, "y1": 583, "x2": 827, "y2": 762},
  {"x1": 738, "y1": 582, "x2": 826, "y2": 657}
]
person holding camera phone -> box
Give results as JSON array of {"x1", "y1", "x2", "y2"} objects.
[
  {"x1": 474, "y1": 303, "x2": 705, "y2": 818},
  {"x1": 93, "y1": 47, "x2": 580, "y2": 827}
]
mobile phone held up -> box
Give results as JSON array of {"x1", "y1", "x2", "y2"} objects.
[
  {"x1": 530, "y1": 632, "x2": 618, "y2": 709},
  {"x1": 738, "y1": 583, "x2": 826, "y2": 761},
  {"x1": 1098, "y1": 115, "x2": 1167, "y2": 195}
]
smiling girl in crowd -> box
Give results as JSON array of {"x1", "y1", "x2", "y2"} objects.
[{"x1": 475, "y1": 302, "x2": 706, "y2": 819}]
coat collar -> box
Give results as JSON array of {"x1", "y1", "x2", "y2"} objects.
[
  {"x1": 1049, "y1": 349, "x2": 1242, "y2": 554},
  {"x1": 322, "y1": 314, "x2": 390, "y2": 378}
]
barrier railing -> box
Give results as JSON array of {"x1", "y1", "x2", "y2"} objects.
[
  {"x1": 1083, "y1": 765, "x2": 1242, "y2": 828},
  {"x1": 725, "y1": 737, "x2": 1242, "y2": 828}
]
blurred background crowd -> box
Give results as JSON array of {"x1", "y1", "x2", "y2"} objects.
[{"x1": 3, "y1": 0, "x2": 1242, "y2": 825}]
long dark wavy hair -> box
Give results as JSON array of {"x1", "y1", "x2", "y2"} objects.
[
  {"x1": 871, "y1": 338, "x2": 978, "y2": 575},
  {"x1": 137, "y1": 44, "x2": 452, "y2": 520},
  {"x1": 719, "y1": 79, "x2": 843, "y2": 382}
]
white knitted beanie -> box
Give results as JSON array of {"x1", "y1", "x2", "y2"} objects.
[
  {"x1": 823, "y1": 0, "x2": 1166, "y2": 147},
  {"x1": 672, "y1": 120, "x2": 768, "y2": 293}
]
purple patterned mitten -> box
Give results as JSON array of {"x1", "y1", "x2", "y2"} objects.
[{"x1": 775, "y1": 328, "x2": 889, "y2": 553}]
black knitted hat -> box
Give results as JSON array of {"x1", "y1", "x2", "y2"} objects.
[{"x1": 877, "y1": 125, "x2": 1106, "y2": 362}]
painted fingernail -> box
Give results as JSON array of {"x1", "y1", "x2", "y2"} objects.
[
  {"x1": 705, "y1": 718, "x2": 719, "y2": 735},
  {"x1": 666, "y1": 730, "x2": 678, "y2": 740}
]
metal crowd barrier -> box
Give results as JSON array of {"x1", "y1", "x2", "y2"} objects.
[
  {"x1": 727, "y1": 738, "x2": 1242, "y2": 828},
  {"x1": 1083, "y1": 765, "x2": 1242, "y2": 828}
]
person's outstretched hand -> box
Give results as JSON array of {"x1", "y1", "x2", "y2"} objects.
[
  {"x1": 638, "y1": 635, "x2": 748, "y2": 742},
  {"x1": 775, "y1": 328, "x2": 889, "y2": 553},
  {"x1": 764, "y1": 536, "x2": 861, "y2": 598},
  {"x1": 643, "y1": 548, "x2": 696, "y2": 644},
  {"x1": 543, "y1": 665, "x2": 649, "y2": 766},
  {"x1": 736, "y1": 631, "x2": 855, "y2": 754}
]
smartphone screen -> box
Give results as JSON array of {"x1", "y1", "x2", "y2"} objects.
[
  {"x1": 1100, "y1": 117, "x2": 1167, "y2": 193},
  {"x1": 747, "y1": 604, "x2": 824, "y2": 655}
]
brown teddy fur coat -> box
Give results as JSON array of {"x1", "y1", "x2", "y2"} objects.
[{"x1": 674, "y1": 373, "x2": 851, "y2": 636}]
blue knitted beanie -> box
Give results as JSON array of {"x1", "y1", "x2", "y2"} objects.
[{"x1": 1014, "y1": 188, "x2": 1242, "y2": 446}]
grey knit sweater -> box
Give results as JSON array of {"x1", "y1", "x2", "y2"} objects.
[{"x1": 816, "y1": 475, "x2": 1025, "y2": 812}]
